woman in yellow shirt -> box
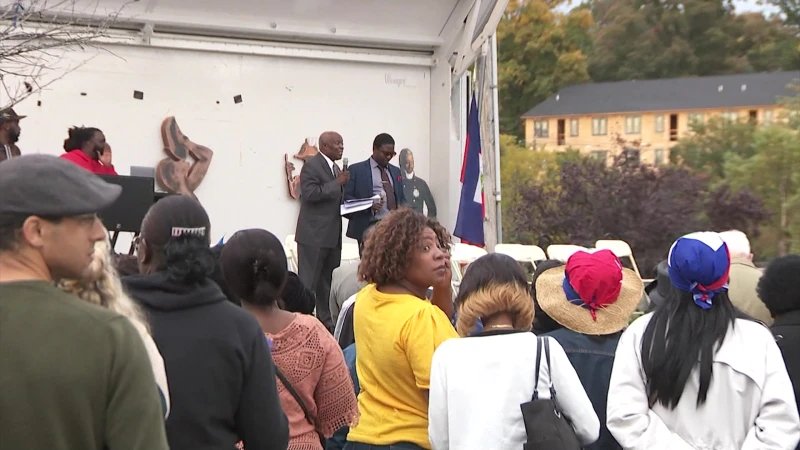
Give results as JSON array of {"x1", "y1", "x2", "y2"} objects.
[{"x1": 345, "y1": 208, "x2": 459, "y2": 450}]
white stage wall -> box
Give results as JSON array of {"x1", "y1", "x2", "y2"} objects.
[{"x1": 14, "y1": 43, "x2": 431, "y2": 249}]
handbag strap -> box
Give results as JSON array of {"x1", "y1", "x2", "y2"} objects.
[
  {"x1": 533, "y1": 336, "x2": 543, "y2": 400},
  {"x1": 542, "y1": 337, "x2": 563, "y2": 411},
  {"x1": 274, "y1": 365, "x2": 315, "y2": 427}
]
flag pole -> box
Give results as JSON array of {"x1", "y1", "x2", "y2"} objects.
[{"x1": 474, "y1": 38, "x2": 499, "y2": 251}]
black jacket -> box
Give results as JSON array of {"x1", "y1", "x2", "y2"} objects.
[
  {"x1": 772, "y1": 310, "x2": 800, "y2": 419},
  {"x1": 124, "y1": 272, "x2": 289, "y2": 450}
]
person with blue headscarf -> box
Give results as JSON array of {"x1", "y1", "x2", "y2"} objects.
[{"x1": 606, "y1": 231, "x2": 800, "y2": 450}]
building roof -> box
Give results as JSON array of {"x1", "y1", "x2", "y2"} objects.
[{"x1": 521, "y1": 71, "x2": 800, "y2": 118}]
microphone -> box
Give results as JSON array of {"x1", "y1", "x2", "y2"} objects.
[{"x1": 342, "y1": 157, "x2": 349, "y2": 172}]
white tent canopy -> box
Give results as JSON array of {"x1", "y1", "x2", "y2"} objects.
[{"x1": 3, "y1": 0, "x2": 507, "y2": 243}]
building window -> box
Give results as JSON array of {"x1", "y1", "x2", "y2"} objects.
[
  {"x1": 591, "y1": 150, "x2": 607, "y2": 162},
  {"x1": 569, "y1": 118, "x2": 579, "y2": 137},
  {"x1": 625, "y1": 116, "x2": 642, "y2": 134},
  {"x1": 654, "y1": 115, "x2": 665, "y2": 133},
  {"x1": 534, "y1": 120, "x2": 549, "y2": 138},
  {"x1": 720, "y1": 111, "x2": 739, "y2": 123},
  {"x1": 688, "y1": 112, "x2": 704, "y2": 126},
  {"x1": 592, "y1": 118, "x2": 607, "y2": 136},
  {"x1": 764, "y1": 109, "x2": 774, "y2": 125},
  {"x1": 622, "y1": 148, "x2": 640, "y2": 164},
  {"x1": 654, "y1": 148, "x2": 665, "y2": 167}
]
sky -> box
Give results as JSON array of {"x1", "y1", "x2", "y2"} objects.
[
  {"x1": 557, "y1": 0, "x2": 779, "y2": 14},
  {"x1": 735, "y1": 0, "x2": 778, "y2": 13}
]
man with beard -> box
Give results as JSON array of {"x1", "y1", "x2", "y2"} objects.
[
  {"x1": 0, "y1": 155, "x2": 168, "y2": 449},
  {"x1": 0, "y1": 108, "x2": 25, "y2": 163},
  {"x1": 399, "y1": 148, "x2": 437, "y2": 218},
  {"x1": 60, "y1": 126, "x2": 118, "y2": 175}
]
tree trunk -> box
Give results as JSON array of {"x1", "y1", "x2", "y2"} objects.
[{"x1": 779, "y1": 184, "x2": 789, "y2": 256}]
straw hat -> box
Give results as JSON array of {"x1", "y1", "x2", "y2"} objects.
[{"x1": 535, "y1": 249, "x2": 643, "y2": 335}]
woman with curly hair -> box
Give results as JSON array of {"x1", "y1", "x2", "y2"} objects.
[
  {"x1": 344, "y1": 208, "x2": 458, "y2": 450},
  {"x1": 428, "y1": 253, "x2": 598, "y2": 449},
  {"x1": 58, "y1": 233, "x2": 170, "y2": 418}
]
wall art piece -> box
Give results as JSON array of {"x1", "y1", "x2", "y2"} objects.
[
  {"x1": 156, "y1": 117, "x2": 213, "y2": 200},
  {"x1": 285, "y1": 137, "x2": 319, "y2": 200}
]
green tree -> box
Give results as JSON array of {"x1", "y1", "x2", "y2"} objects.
[
  {"x1": 725, "y1": 126, "x2": 800, "y2": 256},
  {"x1": 586, "y1": 0, "x2": 800, "y2": 81},
  {"x1": 500, "y1": 134, "x2": 566, "y2": 243},
  {"x1": 497, "y1": 1, "x2": 593, "y2": 138},
  {"x1": 670, "y1": 118, "x2": 757, "y2": 181},
  {"x1": 767, "y1": 0, "x2": 800, "y2": 29}
]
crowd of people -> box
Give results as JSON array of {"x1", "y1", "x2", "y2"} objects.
[{"x1": 3, "y1": 121, "x2": 800, "y2": 450}]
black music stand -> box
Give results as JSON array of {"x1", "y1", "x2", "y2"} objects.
[{"x1": 97, "y1": 175, "x2": 155, "y2": 253}]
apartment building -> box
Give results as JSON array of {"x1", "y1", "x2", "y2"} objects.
[{"x1": 521, "y1": 71, "x2": 799, "y2": 165}]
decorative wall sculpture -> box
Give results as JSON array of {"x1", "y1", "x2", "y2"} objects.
[
  {"x1": 156, "y1": 117, "x2": 213, "y2": 200},
  {"x1": 285, "y1": 138, "x2": 319, "y2": 199}
]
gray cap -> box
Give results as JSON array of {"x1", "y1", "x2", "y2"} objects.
[{"x1": 0, "y1": 154, "x2": 122, "y2": 216}]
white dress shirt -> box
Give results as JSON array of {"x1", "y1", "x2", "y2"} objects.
[
  {"x1": 429, "y1": 332, "x2": 599, "y2": 450},
  {"x1": 320, "y1": 151, "x2": 336, "y2": 175},
  {"x1": 607, "y1": 313, "x2": 800, "y2": 450}
]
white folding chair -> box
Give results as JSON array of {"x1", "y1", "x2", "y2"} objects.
[
  {"x1": 494, "y1": 244, "x2": 548, "y2": 270},
  {"x1": 341, "y1": 242, "x2": 361, "y2": 265},
  {"x1": 595, "y1": 239, "x2": 641, "y2": 277},
  {"x1": 546, "y1": 244, "x2": 590, "y2": 262},
  {"x1": 284, "y1": 234, "x2": 299, "y2": 272},
  {"x1": 450, "y1": 242, "x2": 489, "y2": 283}
]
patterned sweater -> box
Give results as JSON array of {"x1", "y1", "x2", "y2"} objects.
[{"x1": 268, "y1": 314, "x2": 359, "y2": 450}]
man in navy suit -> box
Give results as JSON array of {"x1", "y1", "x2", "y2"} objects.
[{"x1": 344, "y1": 133, "x2": 406, "y2": 253}]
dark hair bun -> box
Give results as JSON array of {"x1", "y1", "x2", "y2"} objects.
[
  {"x1": 163, "y1": 234, "x2": 215, "y2": 285},
  {"x1": 221, "y1": 229, "x2": 288, "y2": 307}
]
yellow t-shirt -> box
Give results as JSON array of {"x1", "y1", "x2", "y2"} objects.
[{"x1": 347, "y1": 284, "x2": 459, "y2": 449}]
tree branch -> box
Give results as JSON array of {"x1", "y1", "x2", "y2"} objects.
[{"x1": 1, "y1": 0, "x2": 132, "y2": 110}]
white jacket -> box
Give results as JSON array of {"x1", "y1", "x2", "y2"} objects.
[
  {"x1": 607, "y1": 314, "x2": 800, "y2": 450},
  {"x1": 429, "y1": 332, "x2": 599, "y2": 450}
]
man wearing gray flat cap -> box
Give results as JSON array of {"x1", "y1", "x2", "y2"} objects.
[{"x1": 0, "y1": 155, "x2": 169, "y2": 450}]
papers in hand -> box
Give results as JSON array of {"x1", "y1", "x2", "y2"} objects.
[{"x1": 341, "y1": 194, "x2": 381, "y2": 216}]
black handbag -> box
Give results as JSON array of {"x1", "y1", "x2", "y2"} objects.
[{"x1": 520, "y1": 336, "x2": 582, "y2": 450}]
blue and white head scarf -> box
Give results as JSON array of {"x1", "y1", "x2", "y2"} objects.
[{"x1": 668, "y1": 231, "x2": 731, "y2": 310}]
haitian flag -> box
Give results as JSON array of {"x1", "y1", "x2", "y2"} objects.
[{"x1": 454, "y1": 92, "x2": 485, "y2": 247}]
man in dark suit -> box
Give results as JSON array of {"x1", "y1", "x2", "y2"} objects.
[
  {"x1": 344, "y1": 133, "x2": 406, "y2": 253},
  {"x1": 0, "y1": 108, "x2": 25, "y2": 163},
  {"x1": 295, "y1": 131, "x2": 349, "y2": 331}
]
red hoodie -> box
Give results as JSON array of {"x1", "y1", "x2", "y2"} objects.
[{"x1": 60, "y1": 149, "x2": 118, "y2": 175}]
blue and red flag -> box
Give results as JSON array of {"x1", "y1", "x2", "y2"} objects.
[{"x1": 454, "y1": 92, "x2": 485, "y2": 247}]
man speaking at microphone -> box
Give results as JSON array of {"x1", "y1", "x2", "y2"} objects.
[
  {"x1": 344, "y1": 133, "x2": 406, "y2": 255},
  {"x1": 295, "y1": 131, "x2": 349, "y2": 332}
]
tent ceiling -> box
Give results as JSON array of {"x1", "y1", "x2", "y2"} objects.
[{"x1": 83, "y1": 0, "x2": 491, "y2": 50}]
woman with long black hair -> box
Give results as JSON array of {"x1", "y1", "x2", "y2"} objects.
[
  {"x1": 123, "y1": 195, "x2": 289, "y2": 450},
  {"x1": 607, "y1": 232, "x2": 800, "y2": 449}
]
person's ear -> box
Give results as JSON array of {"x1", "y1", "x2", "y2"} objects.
[
  {"x1": 20, "y1": 216, "x2": 49, "y2": 249},
  {"x1": 138, "y1": 238, "x2": 152, "y2": 267}
]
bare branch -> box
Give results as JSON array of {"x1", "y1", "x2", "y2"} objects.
[{"x1": 1, "y1": 0, "x2": 132, "y2": 110}]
